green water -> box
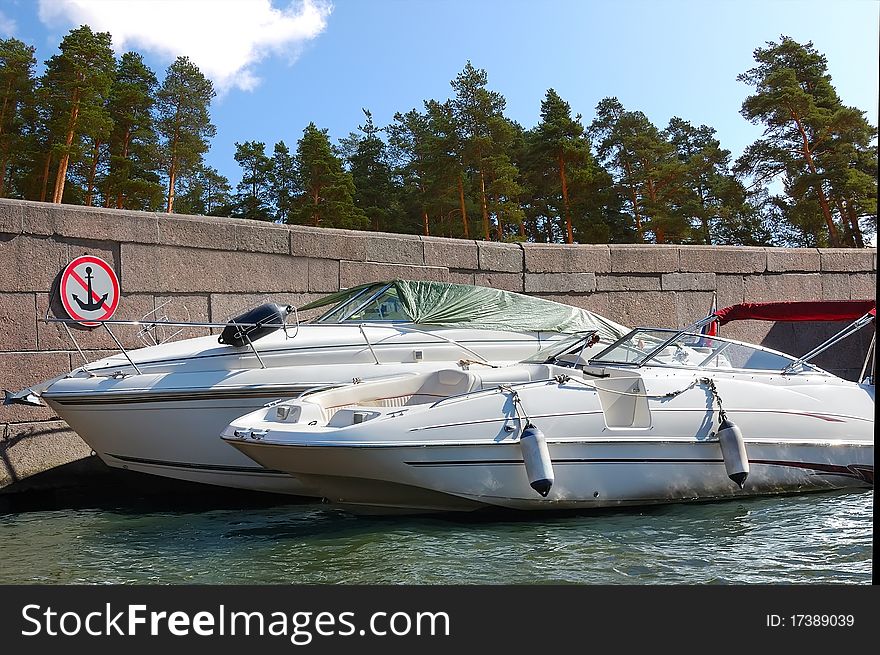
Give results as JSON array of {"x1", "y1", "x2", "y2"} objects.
[{"x1": 0, "y1": 489, "x2": 872, "y2": 584}]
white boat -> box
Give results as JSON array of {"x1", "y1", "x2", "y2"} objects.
[
  {"x1": 6, "y1": 280, "x2": 627, "y2": 494},
  {"x1": 222, "y1": 300, "x2": 875, "y2": 512}
]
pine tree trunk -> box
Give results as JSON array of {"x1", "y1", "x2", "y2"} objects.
[
  {"x1": 52, "y1": 91, "x2": 81, "y2": 204},
  {"x1": 559, "y1": 153, "x2": 573, "y2": 244},
  {"x1": 312, "y1": 188, "x2": 320, "y2": 226},
  {"x1": 166, "y1": 159, "x2": 177, "y2": 213},
  {"x1": 622, "y1": 160, "x2": 643, "y2": 240},
  {"x1": 835, "y1": 198, "x2": 856, "y2": 247},
  {"x1": 116, "y1": 128, "x2": 132, "y2": 209},
  {"x1": 845, "y1": 201, "x2": 865, "y2": 248},
  {"x1": 0, "y1": 150, "x2": 8, "y2": 197},
  {"x1": 457, "y1": 175, "x2": 469, "y2": 238},
  {"x1": 422, "y1": 210, "x2": 429, "y2": 236},
  {"x1": 84, "y1": 139, "x2": 101, "y2": 207},
  {"x1": 478, "y1": 165, "x2": 490, "y2": 240},
  {"x1": 40, "y1": 151, "x2": 52, "y2": 202},
  {"x1": 0, "y1": 80, "x2": 11, "y2": 138},
  {"x1": 789, "y1": 108, "x2": 840, "y2": 246}
]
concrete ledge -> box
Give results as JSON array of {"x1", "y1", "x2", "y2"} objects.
[
  {"x1": 1, "y1": 421, "x2": 91, "y2": 489},
  {"x1": 610, "y1": 245, "x2": 680, "y2": 273},
  {"x1": 478, "y1": 242, "x2": 522, "y2": 272},
  {"x1": 290, "y1": 225, "x2": 368, "y2": 261},
  {"x1": 364, "y1": 234, "x2": 424, "y2": 265},
  {"x1": 766, "y1": 248, "x2": 821, "y2": 272},
  {"x1": 0, "y1": 200, "x2": 23, "y2": 234},
  {"x1": 23, "y1": 201, "x2": 159, "y2": 244},
  {"x1": 422, "y1": 236, "x2": 479, "y2": 270},
  {"x1": 819, "y1": 248, "x2": 876, "y2": 272},
  {"x1": 679, "y1": 246, "x2": 766, "y2": 274},
  {"x1": 523, "y1": 244, "x2": 611, "y2": 273},
  {"x1": 159, "y1": 214, "x2": 289, "y2": 254}
]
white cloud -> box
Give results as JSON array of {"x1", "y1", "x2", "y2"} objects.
[
  {"x1": 0, "y1": 9, "x2": 18, "y2": 36},
  {"x1": 37, "y1": 0, "x2": 332, "y2": 91}
]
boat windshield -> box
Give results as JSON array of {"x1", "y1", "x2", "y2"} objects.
[
  {"x1": 520, "y1": 331, "x2": 599, "y2": 365},
  {"x1": 589, "y1": 328, "x2": 824, "y2": 373},
  {"x1": 315, "y1": 284, "x2": 412, "y2": 323}
]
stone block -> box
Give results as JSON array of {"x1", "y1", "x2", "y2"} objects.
[
  {"x1": 290, "y1": 226, "x2": 368, "y2": 261},
  {"x1": 120, "y1": 244, "x2": 310, "y2": 293},
  {"x1": 26, "y1": 203, "x2": 159, "y2": 244},
  {"x1": 679, "y1": 246, "x2": 766, "y2": 274},
  {"x1": 537, "y1": 293, "x2": 617, "y2": 324},
  {"x1": 819, "y1": 248, "x2": 875, "y2": 273},
  {"x1": 448, "y1": 271, "x2": 475, "y2": 285},
  {"x1": 766, "y1": 248, "x2": 820, "y2": 272},
  {"x1": 525, "y1": 272, "x2": 596, "y2": 293},
  {"x1": 610, "y1": 245, "x2": 679, "y2": 273},
  {"x1": 478, "y1": 242, "x2": 522, "y2": 272},
  {"x1": 0, "y1": 352, "x2": 70, "y2": 424},
  {"x1": 307, "y1": 258, "x2": 340, "y2": 293},
  {"x1": 820, "y1": 274, "x2": 851, "y2": 301},
  {"x1": 742, "y1": 273, "x2": 823, "y2": 302},
  {"x1": 422, "y1": 236, "x2": 479, "y2": 270},
  {"x1": 674, "y1": 291, "x2": 717, "y2": 327},
  {"x1": 1, "y1": 421, "x2": 91, "y2": 488},
  {"x1": 596, "y1": 275, "x2": 661, "y2": 292},
  {"x1": 158, "y1": 215, "x2": 289, "y2": 254},
  {"x1": 661, "y1": 272, "x2": 716, "y2": 291},
  {"x1": 0, "y1": 293, "x2": 37, "y2": 349},
  {"x1": 473, "y1": 272, "x2": 523, "y2": 292},
  {"x1": 715, "y1": 275, "x2": 744, "y2": 307},
  {"x1": 0, "y1": 235, "x2": 69, "y2": 292},
  {"x1": 0, "y1": 199, "x2": 23, "y2": 234},
  {"x1": 37, "y1": 292, "x2": 156, "y2": 351},
  {"x1": 849, "y1": 273, "x2": 876, "y2": 300},
  {"x1": 523, "y1": 244, "x2": 611, "y2": 273},
  {"x1": 63, "y1": 238, "x2": 119, "y2": 273},
  {"x1": 364, "y1": 234, "x2": 424, "y2": 264},
  {"x1": 603, "y1": 291, "x2": 678, "y2": 328},
  {"x1": 339, "y1": 261, "x2": 448, "y2": 288}
]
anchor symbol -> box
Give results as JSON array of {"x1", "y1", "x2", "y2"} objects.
[{"x1": 72, "y1": 266, "x2": 109, "y2": 312}]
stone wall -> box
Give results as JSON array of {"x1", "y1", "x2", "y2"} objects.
[{"x1": 0, "y1": 198, "x2": 876, "y2": 489}]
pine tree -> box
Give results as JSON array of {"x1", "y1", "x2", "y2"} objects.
[
  {"x1": 293, "y1": 122, "x2": 367, "y2": 229},
  {"x1": 176, "y1": 165, "x2": 233, "y2": 216},
  {"x1": 340, "y1": 109, "x2": 401, "y2": 232},
  {"x1": 103, "y1": 51, "x2": 162, "y2": 210},
  {"x1": 269, "y1": 141, "x2": 296, "y2": 223},
  {"x1": 0, "y1": 38, "x2": 36, "y2": 197},
  {"x1": 40, "y1": 25, "x2": 115, "y2": 204},
  {"x1": 233, "y1": 140, "x2": 272, "y2": 220},
  {"x1": 156, "y1": 56, "x2": 215, "y2": 213},
  {"x1": 736, "y1": 36, "x2": 877, "y2": 247}
]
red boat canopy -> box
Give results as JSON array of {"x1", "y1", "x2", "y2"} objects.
[{"x1": 714, "y1": 300, "x2": 876, "y2": 325}]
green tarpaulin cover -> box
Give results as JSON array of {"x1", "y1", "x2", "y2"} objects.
[{"x1": 299, "y1": 280, "x2": 629, "y2": 341}]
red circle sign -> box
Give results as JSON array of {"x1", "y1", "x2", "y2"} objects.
[{"x1": 59, "y1": 255, "x2": 120, "y2": 327}]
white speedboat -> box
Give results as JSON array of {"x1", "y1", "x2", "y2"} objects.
[
  {"x1": 6, "y1": 280, "x2": 627, "y2": 494},
  {"x1": 223, "y1": 301, "x2": 875, "y2": 512}
]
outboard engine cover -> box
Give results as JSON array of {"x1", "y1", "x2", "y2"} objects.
[
  {"x1": 718, "y1": 417, "x2": 749, "y2": 488},
  {"x1": 218, "y1": 303, "x2": 292, "y2": 347},
  {"x1": 519, "y1": 423, "x2": 554, "y2": 497}
]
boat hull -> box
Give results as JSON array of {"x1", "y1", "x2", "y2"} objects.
[{"x1": 229, "y1": 437, "x2": 873, "y2": 512}]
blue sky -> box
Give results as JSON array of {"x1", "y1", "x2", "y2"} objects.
[{"x1": 2, "y1": 0, "x2": 878, "y2": 188}]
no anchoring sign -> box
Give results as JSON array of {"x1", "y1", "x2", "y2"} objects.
[{"x1": 60, "y1": 255, "x2": 120, "y2": 327}]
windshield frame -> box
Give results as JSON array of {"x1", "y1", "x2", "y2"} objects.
[
  {"x1": 520, "y1": 331, "x2": 599, "y2": 366},
  {"x1": 588, "y1": 327, "x2": 828, "y2": 375}
]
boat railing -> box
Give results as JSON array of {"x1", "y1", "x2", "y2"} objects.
[{"x1": 42, "y1": 306, "x2": 491, "y2": 377}]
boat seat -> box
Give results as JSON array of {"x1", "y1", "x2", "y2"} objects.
[{"x1": 406, "y1": 369, "x2": 478, "y2": 405}]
